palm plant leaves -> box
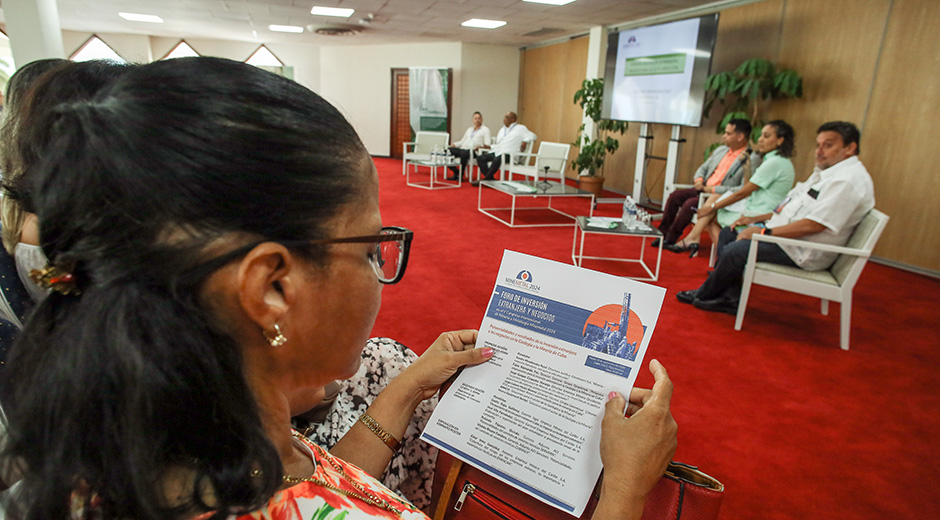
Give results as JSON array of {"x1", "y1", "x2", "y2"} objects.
[
  {"x1": 703, "y1": 58, "x2": 803, "y2": 141},
  {"x1": 571, "y1": 78, "x2": 629, "y2": 176}
]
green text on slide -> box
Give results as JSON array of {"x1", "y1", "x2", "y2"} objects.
[{"x1": 623, "y1": 53, "x2": 687, "y2": 76}]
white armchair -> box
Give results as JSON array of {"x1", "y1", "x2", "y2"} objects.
[
  {"x1": 735, "y1": 209, "x2": 889, "y2": 350},
  {"x1": 507, "y1": 141, "x2": 570, "y2": 185},
  {"x1": 402, "y1": 131, "x2": 450, "y2": 175},
  {"x1": 469, "y1": 138, "x2": 535, "y2": 182}
]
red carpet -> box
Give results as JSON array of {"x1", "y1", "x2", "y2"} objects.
[{"x1": 370, "y1": 157, "x2": 940, "y2": 519}]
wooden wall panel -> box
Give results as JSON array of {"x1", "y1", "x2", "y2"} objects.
[
  {"x1": 519, "y1": 36, "x2": 589, "y2": 178},
  {"x1": 773, "y1": 0, "x2": 891, "y2": 179},
  {"x1": 861, "y1": 0, "x2": 940, "y2": 270},
  {"x1": 517, "y1": 0, "x2": 940, "y2": 271},
  {"x1": 588, "y1": 0, "x2": 789, "y2": 198},
  {"x1": 679, "y1": 0, "x2": 786, "y2": 185}
]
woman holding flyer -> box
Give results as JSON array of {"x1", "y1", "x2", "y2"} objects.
[{"x1": 0, "y1": 57, "x2": 676, "y2": 520}]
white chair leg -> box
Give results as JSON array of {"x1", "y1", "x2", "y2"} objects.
[
  {"x1": 820, "y1": 299, "x2": 829, "y2": 315},
  {"x1": 735, "y1": 241, "x2": 760, "y2": 330},
  {"x1": 709, "y1": 243, "x2": 717, "y2": 268},
  {"x1": 735, "y1": 280, "x2": 752, "y2": 330},
  {"x1": 840, "y1": 297, "x2": 852, "y2": 351}
]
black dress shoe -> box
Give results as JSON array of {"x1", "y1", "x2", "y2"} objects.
[
  {"x1": 676, "y1": 290, "x2": 697, "y2": 304},
  {"x1": 651, "y1": 238, "x2": 673, "y2": 248},
  {"x1": 665, "y1": 241, "x2": 700, "y2": 258},
  {"x1": 692, "y1": 296, "x2": 739, "y2": 315}
]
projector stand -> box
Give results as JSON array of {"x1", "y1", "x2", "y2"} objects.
[{"x1": 631, "y1": 124, "x2": 685, "y2": 210}]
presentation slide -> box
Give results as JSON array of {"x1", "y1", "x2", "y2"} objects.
[{"x1": 607, "y1": 17, "x2": 703, "y2": 126}]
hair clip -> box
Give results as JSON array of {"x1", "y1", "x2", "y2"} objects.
[{"x1": 29, "y1": 265, "x2": 81, "y2": 296}]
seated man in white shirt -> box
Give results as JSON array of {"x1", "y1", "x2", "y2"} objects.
[
  {"x1": 471, "y1": 111, "x2": 536, "y2": 186},
  {"x1": 676, "y1": 121, "x2": 875, "y2": 314},
  {"x1": 447, "y1": 111, "x2": 491, "y2": 180}
]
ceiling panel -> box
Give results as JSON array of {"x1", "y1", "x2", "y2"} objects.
[{"x1": 1, "y1": 0, "x2": 725, "y2": 47}]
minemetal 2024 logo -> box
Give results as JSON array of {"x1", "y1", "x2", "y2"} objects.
[{"x1": 504, "y1": 270, "x2": 541, "y2": 293}]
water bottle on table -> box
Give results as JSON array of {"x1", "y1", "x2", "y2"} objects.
[{"x1": 622, "y1": 196, "x2": 638, "y2": 230}]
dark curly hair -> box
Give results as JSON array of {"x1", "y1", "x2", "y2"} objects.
[
  {"x1": 817, "y1": 121, "x2": 861, "y2": 155},
  {"x1": 0, "y1": 57, "x2": 369, "y2": 520},
  {"x1": 765, "y1": 120, "x2": 796, "y2": 158}
]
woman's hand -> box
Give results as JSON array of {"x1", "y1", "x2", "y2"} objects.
[
  {"x1": 593, "y1": 359, "x2": 677, "y2": 519},
  {"x1": 332, "y1": 331, "x2": 492, "y2": 473},
  {"x1": 393, "y1": 330, "x2": 493, "y2": 404}
]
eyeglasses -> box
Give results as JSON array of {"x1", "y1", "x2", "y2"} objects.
[
  {"x1": 284, "y1": 226, "x2": 413, "y2": 284},
  {"x1": 180, "y1": 226, "x2": 414, "y2": 286}
]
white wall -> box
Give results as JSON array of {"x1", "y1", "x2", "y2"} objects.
[
  {"x1": 50, "y1": 31, "x2": 520, "y2": 158},
  {"x1": 459, "y1": 43, "x2": 521, "y2": 135},
  {"x1": 62, "y1": 30, "x2": 151, "y2": 62},
  {"x1": 320, "y1": 42, "x2": 461, "y2": 156},
  {"x1": 319, "y1": 42, "x2": 520, "y2": 156},
  {"x1": 149, "y1": 37, "x2": 321, "y2": 93},
  {"x1": 58, "y1": 32, "x2": 322, "y2": 94}
]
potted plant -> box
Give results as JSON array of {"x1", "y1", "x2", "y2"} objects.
[
  {"x1": 702, "y1": 58, "x2": 803, "y2": 154},
  {"x1": 571, "y1": 78, "x2": 628, "y2": 196}
]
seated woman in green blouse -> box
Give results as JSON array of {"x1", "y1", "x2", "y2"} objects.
[{"x1": 666, "y1": 120, "x2": 796, "y2": 257}]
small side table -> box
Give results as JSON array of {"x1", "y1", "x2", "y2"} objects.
[
  {"x1": 572, "y1": 216, "x2": 663, "y2": 281},
  {"x1": 478, "y1": 180, "x2": 595, "y2": 227},
  {"x1": 406, "y1": 158, "x2": 462, "y2": 190}
]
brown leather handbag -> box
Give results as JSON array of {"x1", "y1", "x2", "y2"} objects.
[{"x1": 431, "y1": 451, "x2": 724, "y2": 520}]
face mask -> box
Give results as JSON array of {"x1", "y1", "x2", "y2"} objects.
[{"x1": 15, "y1": 243, "x2": 51, "y2": 303}]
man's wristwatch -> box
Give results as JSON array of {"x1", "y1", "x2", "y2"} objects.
[{"x1": 761, "y1": 228, "x2": 773, "y2": 235}]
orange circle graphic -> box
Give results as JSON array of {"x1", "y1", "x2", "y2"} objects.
[{"x1": 582, "y1": 303, "x2": 645, "y2": 346}]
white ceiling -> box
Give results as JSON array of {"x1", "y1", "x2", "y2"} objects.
[{"x1": 31, "y1": 0, "x2": 723, "y2": 47}]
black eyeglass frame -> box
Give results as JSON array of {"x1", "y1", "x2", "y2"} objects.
[
  {"x1": 281, "y1": 226, "x2": 413, "y2": 284},
  {"x1": 179, "y1": 226, "x2": 414, "y2": 287}
]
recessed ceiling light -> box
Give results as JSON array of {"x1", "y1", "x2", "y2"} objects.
[
  {"x1": 310, "y1": 6, "x2": 355, "y2": 18},
  {"x1": 523, "y1": 0, "x2": 577, "y2": 5},
  {"x1": 268, "y1": 24, "x2": 304, "y2": 33},
  {"x1": 118, "y1": 12, "x2": 164, "y2": 23},
  {"x1": 461, "y1": 19, "x2": 507, "y2": 29}
]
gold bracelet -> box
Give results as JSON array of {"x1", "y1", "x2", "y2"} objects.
[{"x1": 359, "y1": 412, "x2": 402, "y2": 452}]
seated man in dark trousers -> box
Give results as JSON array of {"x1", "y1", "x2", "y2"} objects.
[
  {"x1": 447, "y1": 111, "x2": 491, "y2": 180},
  {"x1": 656, "y1": 118, "x2": 760, "y2": 247},
  {"x1": 471, "y1": 111, "x2": 536, "y2": 186},
  {"x1": 677, "y1": 121, "x2": 875, "y2": 314}
]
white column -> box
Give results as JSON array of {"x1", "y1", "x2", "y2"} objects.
[
  {"x1": 581, "y1": 26, "x2": 607, "y2": 144},
  {"x1": 3, "y1": 0, "x2": 66, "y2": 67},
  {"x1": 584, "y1": 26, "x2": 606, "y2": 80}
]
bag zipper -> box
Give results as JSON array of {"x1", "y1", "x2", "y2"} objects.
[
  {"x1": 455, "y1": 482, "x2": 475, "y2": 511},
  {"x1": 453, "y1": 481, "x2": 537, "y2": 520}
]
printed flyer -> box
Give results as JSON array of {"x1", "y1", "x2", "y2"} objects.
[{"x1": 421, "y1": 250, "x2": 666, "y2": 516}]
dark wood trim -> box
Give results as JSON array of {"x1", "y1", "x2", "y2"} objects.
[
  {"x1": 390, "y1": 68, "x2": 409, "y2": 159},
  {"x1": 445, "y1": 67, "x2": 453, "y2": 137},
  {"x1": 158, "y1": 39, "x2": 201, "y2": 60},
  {"x1": 390, "y1": 68, "x2": 454, "y2": 158},
  {"x1": 69, "y1": 34, "x2": 125, "y2": 61},
  {"x1": 245, "y1": 44, "x2": 285, "y2": 65}
]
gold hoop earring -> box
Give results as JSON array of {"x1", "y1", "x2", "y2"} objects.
[{"x1": 264, "y1": 323, "x2": 287, "y2": 347}]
